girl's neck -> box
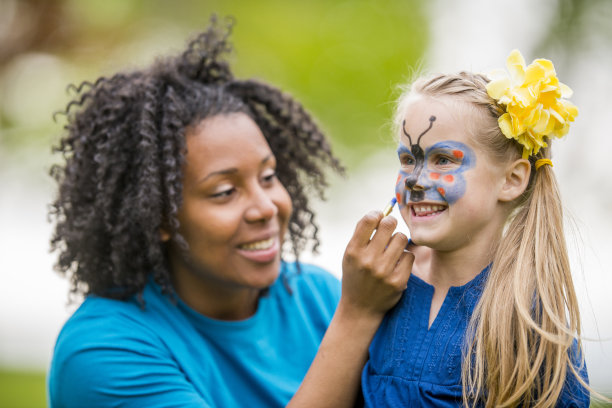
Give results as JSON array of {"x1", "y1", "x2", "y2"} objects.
[{"x1": 412, "y1": 230, "x2": 500, "y2": 289}]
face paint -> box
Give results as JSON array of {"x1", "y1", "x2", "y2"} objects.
[{"x1": 396, "y1": 117, "x2": 475, "y2": 206}]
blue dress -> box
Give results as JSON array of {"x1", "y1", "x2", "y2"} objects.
[
  {"x1": 361, "y1": 266, "x2": 590, "y2": 407},
  {"x1": 48, "y1": 262, "x2": 341, "y2": 408}
]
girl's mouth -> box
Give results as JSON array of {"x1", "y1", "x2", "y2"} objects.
[{"x1": 411, "y1": 204, "x2": 447, "y2": 217}]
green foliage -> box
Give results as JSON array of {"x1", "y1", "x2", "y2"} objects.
[
  {"x1": 0, "y1": 0, "x2": 429, "y2": 166},
  {"x1": 0, "y1": 369, "x2": 47, "y2": 408}
]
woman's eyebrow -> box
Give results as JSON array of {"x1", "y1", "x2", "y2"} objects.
[
  {"x1": 197, "y1": 154, "x2": 274, "y2": 184},
  {"x1": 197, "y1": 168, "x2": 238, "y2": 184}
]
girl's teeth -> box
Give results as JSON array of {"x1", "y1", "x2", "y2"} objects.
[
  {"x1": 414, "y1": 205, "x2": 446, "y2": 216},
  {"x1": 240, "y1": 238, "x2": 274, "y2": 250}
]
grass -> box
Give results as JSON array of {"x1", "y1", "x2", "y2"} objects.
[
  {"x1": 0, "y1": 369, "x2": 47, "y2": 408},
  {"x1": 0, "y1": 367, "x2": 610, "y2": 407}
]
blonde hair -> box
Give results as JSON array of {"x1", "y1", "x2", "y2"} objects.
[{"x1": 395, "y1": 72, "x2": 588, "y2": 407}]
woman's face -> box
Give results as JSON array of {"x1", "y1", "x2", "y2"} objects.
[{"x1": 169, "y1": 113, "x2": 292, "y2": 308}]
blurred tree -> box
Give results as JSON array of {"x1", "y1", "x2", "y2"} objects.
[
  {"x1": 0, "y1": 0, "x2": 429, "y2": 165},
  {"x1": 4, "y1": 0, "x2": 609, "y2": 163}
]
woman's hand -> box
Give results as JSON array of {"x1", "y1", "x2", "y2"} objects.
[
  {"x1": 288, "y1": 211, "x2": 413, "y2": 408},
  {"x1": 341, "y1": 210, "x2": 414, "y2": 319}
]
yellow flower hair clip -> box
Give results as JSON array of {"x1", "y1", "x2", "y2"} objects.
[{"x1": 486, "y1": 50, "x2": 578, "y2": 159}]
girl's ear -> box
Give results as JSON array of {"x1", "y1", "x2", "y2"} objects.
[{"x1": 499, "y1": 158, "x2": 531, "y2": 202}]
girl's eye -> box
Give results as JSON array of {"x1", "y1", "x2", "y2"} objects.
[
  {"x1": 400, "y1": 155, "x2": 415, "y2": 167},
  {"x1": 433, "y1": 155, "x2": 457, "y2": 167}
]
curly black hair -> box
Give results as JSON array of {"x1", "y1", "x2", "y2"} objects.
[{"x1": 49, "y1": 17, "x2": 344, "y2": 300}]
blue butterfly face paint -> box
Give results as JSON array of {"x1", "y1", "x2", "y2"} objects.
[{"x1": 395, "y1": 117, "x2": 476, "y2": 206}]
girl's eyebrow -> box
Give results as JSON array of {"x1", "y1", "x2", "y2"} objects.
[
  {"x1": 397, "y1": 145, "x2": 412, "y2": 156},
  {"x1": 427, "y1": 141, "x2": 464, "y2": 150}
]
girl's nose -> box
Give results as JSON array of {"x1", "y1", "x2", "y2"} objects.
[{"x1": 405, "y1": 174, "x2": 428, "y2": 191}]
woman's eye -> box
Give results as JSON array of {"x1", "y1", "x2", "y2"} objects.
[
  {"x1": 211, "y1": 188, "x2": 235, "y2": 198},
  {"x1": 261, "y1": 170, "x2": 277, "y2": 183}
]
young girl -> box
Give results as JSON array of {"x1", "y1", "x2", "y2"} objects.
[{"x1": 361, "y1": 51, "x2": 591, "y2": 407}]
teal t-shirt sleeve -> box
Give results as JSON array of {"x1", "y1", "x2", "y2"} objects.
[
  {"x1": 286, "y1": 262, "x2": 341, "y2": 311},
  {"x1": 49, "y1": 308, "x2": 212, "y2": 408}
]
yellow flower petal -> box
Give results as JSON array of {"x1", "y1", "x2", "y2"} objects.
[
  {"x1": 549, "y1": 108, "x2": 565, "y2": 124},
  {"x1": 498, "y1": 113, "x2": 514, "y2": 139},
  {"x1": 486, "y1": 77, "x2": 510, "y2": 100},
  {"x1": 487, "y1": 49, "x2": 578, "y2": 157},
  {"x1": 560, "y1": 83, "x2": 573, "y2": 98},
  {"x1": 507, "y1": 49, "x2": 526, "y2": 84}
]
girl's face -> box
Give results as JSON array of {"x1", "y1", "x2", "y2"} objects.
[
  {"x1": 396, "y1": 96, "x2": 508, "y2": 251},
  {"x1": 169, "y1": 113, "x2": 292, "y2": 306}
]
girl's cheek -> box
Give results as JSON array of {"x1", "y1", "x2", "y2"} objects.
[{"x1": 395, "y1": 171, "x2": 406, "y2": 207}]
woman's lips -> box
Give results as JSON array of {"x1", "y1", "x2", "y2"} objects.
[{"x1": 236, "y1": 237, "x2": 279, "y2": 263}]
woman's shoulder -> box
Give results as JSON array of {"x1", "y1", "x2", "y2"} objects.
[
  {"x1": 52, "y1": 284, "x2": 175, "y2": 360},
  {"x1": 281, "y1": 261, "x2": 340, "y2": 289},
  {"x1": 278, "y1": 261, "x2": 341, "y2": 307}
]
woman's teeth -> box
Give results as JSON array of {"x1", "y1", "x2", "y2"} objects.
[
  {"x1": 413, "y1": 205, "x2": 446, "y2": 216},
  {"x1": 239, "y1": 238, "x2": 275, "y2": 251}
]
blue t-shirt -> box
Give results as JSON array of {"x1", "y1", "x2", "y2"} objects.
[
  {"x1": 361, "y1": 266, "x2": 590, "y2": 407},
  {"x1": 48, "y1": 262, "x2": 341, "y2": 408}
]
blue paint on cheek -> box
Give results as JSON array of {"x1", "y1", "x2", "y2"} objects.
[
  {"x1": 395, "y1": 141, "x2": 476, "y2": 205},
  {"x1": 395, "y1": 170, "x2": 409, "y2": 208},
  {"x1": 423, "y1": 141, "x2": 476, "y2": 204}
]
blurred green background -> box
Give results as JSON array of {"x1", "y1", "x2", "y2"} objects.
[
  {"x1": 2, "y1": 0, "x2": 612, "y2": 406},
  {"x1": 0, "y1": 0, "x2": 429, "y2": 168}
]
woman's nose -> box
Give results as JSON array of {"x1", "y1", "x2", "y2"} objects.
[{"x1": 245, "y1": 186, "x2": 277, "y2": 223}]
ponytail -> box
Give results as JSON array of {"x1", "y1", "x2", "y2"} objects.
[{"x1": 463, "y1": 154, "x2": 585, "y2": 407}]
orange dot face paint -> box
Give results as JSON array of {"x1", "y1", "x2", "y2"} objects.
[
  {"x1": 430, "y1": 172, "x2": 440, "y2": 180},
  {"x1": 452, "y1": 150, "x2": 464, "y2": 159},
  {"x1": 443, "y1": 174, "x2": 454, "y2": 183}
]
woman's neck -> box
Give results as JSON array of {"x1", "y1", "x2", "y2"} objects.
[
  {"x1": 176, "y1": 279, "x2": 262, "y2": 321},
  {"x1": 169, "y1": 257, "x2": 262, "y2": 321}
]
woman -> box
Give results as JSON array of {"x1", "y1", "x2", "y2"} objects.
[{"x1": 48, "y1": 18, "x2": 412, "y2": 407}]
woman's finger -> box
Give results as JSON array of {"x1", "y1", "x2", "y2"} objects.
[
  {"x1": 347, "y1": 211, "x2": 384, "y2": 248},
  {"x1": 367, "y1": 215, "x2": 398, "y2": 253}
]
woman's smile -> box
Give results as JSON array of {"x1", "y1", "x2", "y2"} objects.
[{"x1": 236, "y1": 235, "x2": 280, "y2": 263}]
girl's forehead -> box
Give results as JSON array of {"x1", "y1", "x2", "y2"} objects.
[{"x1": 399, "y1": 97, "x2": 476, "y2": 148}]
